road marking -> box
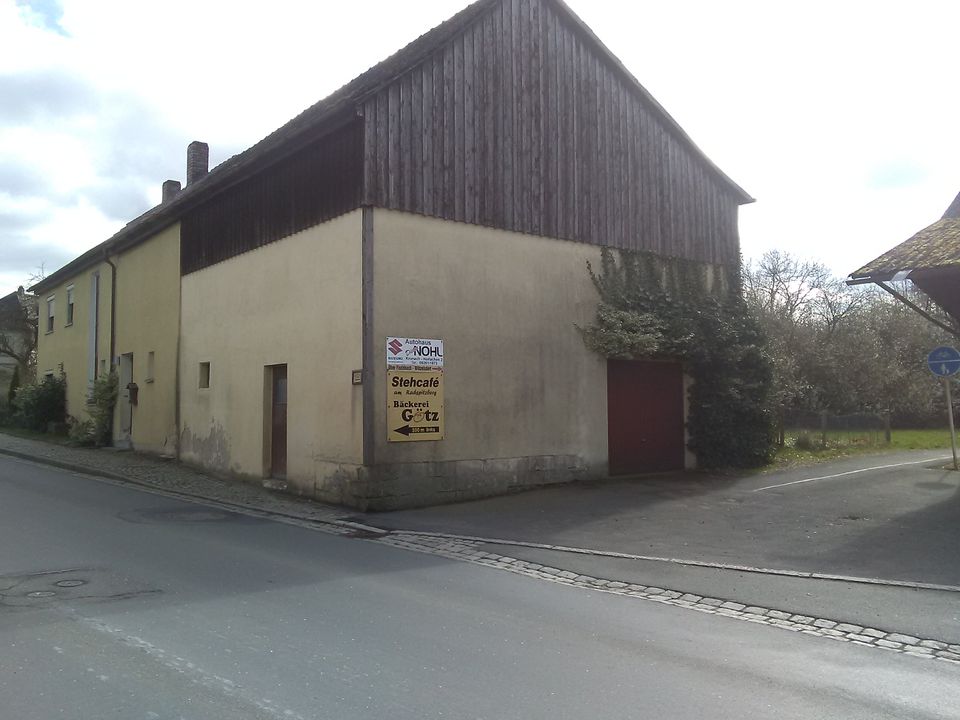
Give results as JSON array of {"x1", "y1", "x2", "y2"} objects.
[
  {"x1": 67, "y1": 611, "x2": 308, "y2": 720},
  {"x1": 751, "y1": 457, "x2": 952, "y2": 492}
]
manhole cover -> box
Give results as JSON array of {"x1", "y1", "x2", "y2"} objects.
[
  {"x1": 0, "y1": 568, "x2": 159, "y2": 608},
  {"x1": 55, "y1": 579, "x2": 87, "y2": 588}
]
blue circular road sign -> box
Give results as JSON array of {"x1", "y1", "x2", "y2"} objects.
[{"x1": 927, "y1": 346, "x2": 960, "y2": 377}]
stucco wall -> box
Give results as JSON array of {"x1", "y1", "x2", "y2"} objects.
[
  {"x1": 364, "y1": 209, "x2": 609, "y2": 508},
  {"x1": 178, "y1": 211, "x2": 363, "y2": 500},
  {"x1": 35, "y1": 263, "x2": 111, "y2": 423},
  {"x1": 112, "y1": 223, "x2": 181, "y2": 455}
]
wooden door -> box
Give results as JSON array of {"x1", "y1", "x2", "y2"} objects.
[
  {"x1": 607, "y1": 359, "x2": 684, "y2": 475},
  {"x1": 270, "y1": 365, "x2": 288, "y2": 479}
]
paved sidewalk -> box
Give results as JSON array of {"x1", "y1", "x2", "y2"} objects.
[{"x1": 0, "y1": 431, "x2": 351, "y2": 527}]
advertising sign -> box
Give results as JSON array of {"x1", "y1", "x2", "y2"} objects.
[
  {"x1": 387, "y1": 370, "x2": 444, "y2": 442},
  {"x1": 386, "y1": 337, "x2": 444, "y2": 369}
]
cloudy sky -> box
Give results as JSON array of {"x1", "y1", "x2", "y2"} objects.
[{"x1": 2, "y1": 0, "x2": 959, "y2": 296}]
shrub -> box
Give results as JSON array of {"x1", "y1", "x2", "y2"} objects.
[
  {"x1": 7, "y1": 364, "x2": 20, "y2": 408},
  {"x1": 88, "y1": 371, "x2": 118, "y2": 446},
  {"x1": 582, "y1": 248, "x2": 776, "y2": 468},
  {"x1": 792, "y1": 432, "x2": 818, "y2": 451},
  {"x1": 14, "y1": 374, "x2": 67, "y2": 432},
  {"x1": 67, "y1": 417, "x2": 96, "y2": 446}
]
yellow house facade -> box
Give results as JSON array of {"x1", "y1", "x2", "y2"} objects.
[
  {"x1": 178, "y1": 212, "x2": 363, "y2": 489},
  {"x1": 111, "y1": 223, "x2": 181, "y2": 455},
  {"x1": 34, "y1": 183, "x2": 185, "y2": 454},
  {"x1": 35, "y1": 262, "x2": 112, "y2": 421}
]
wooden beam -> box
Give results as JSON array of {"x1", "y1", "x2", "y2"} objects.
[{"x1": 875, "y1": 281, "x2": 960, "y2": 340}]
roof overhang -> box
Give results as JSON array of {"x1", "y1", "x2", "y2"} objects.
[{"x1": 848, "y1": 212, "x2": 960, "y2": 326}]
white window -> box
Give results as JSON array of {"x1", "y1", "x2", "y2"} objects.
[
  {"x1": 46, "y1": 296, "x2": 55, "y2": 333},
  {"x1": 146, "y1": 351, "x2": 155, "y2": 383},
  {"x1": 198, "y1": 361, "x2": 211, "y2": 389},
  {"x1": 66, "y1": 285, "x2": 75, "y2": 325}
]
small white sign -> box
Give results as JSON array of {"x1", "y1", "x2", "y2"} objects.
[{"x1": 386, "y1": 337, "x2": 444, "y2": 368}]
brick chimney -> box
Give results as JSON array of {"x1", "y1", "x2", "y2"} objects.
[
  {"x1": 162, "y1": 179, "x2": 181, "y2": 203},
  {"x1": 186, "y1": 141, "x2": 209, "y2": 186}
]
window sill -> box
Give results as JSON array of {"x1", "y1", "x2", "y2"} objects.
[
  {"x1": 64, "y1": 322, "x2": 73, "y2": 328},
  {"x1": 144, "y1": 377, "x2": 154, "y2": 384},
  {"x1": 45, "y1": 330, "x2": 54, "y2": 335}
]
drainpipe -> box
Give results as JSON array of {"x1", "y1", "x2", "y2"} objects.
[
  {"x1": 104, "y1": 252, "x2": 126, "y2": 446},
  {"x1": 104, "y1": 254, "x2": 117, "y2": 366}
]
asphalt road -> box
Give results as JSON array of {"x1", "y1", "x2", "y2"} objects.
[{"x1": 2, "y1": 455, "x2": 958, "y2": 719}]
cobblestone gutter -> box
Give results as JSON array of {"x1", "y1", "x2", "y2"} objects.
[{"x1": 376, "y1": 534, "x2": 960, "y2": 667}]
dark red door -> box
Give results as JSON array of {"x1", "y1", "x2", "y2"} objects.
[
  {"x1": 607, "y1": 360, "x2": 684, "y2": 475},
  {"x1": 271, "y1": 365, "x2": 288, "y2": 479}
]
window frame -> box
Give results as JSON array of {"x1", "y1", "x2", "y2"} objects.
[
  {"x1": 65, "y1": 285, "x2": 75, "y2": 326},
  {"x1": 46, "y1": 295, "x2": 55, "y2": 334}
]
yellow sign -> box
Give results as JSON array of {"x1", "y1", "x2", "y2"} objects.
[{"x1": 387, "y1": 370, "x2": 444, "y2": 442}]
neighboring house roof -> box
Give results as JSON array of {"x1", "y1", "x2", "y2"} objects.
[
  {"x1": 942, "y1": 190, "x2": 960, "y2": 221},
  {"x1": 0, "y1": 291, "x2": 19, "y2": 316},
  {"x1": 849, "y1": 217, "x2": 960, "y2": 281},
  {"x1": 33, "y1": 0, "x2": 750, "y2": 293},
  {"x1": 849, "y1": 191, "x2": 960, "y2": 323},
  {"x1": 0, "y1": 290, "x2": 31, "y2": 365},
  {"x1": 850, "y1": 191, "x2": 960, "y2": 281}
]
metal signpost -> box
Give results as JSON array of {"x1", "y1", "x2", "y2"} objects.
[{"x1": 927, "y1": 346, "x2": 960, "y2": 470}]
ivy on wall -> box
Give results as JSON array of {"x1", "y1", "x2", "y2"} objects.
[{"x1": 581, "y1": 248, "x2": 776, "y2": 468}]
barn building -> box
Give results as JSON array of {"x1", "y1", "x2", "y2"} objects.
[{"x1": 33, "y1": 0, "x2": 752, "y2": 509}]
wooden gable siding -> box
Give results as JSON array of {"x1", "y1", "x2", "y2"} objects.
[
  {"x1": 181, "y1": 121, "x2": 363, "y2": 275},
  {"x1": 361, "y1": 0, "x2": 740, "y2": 266}
]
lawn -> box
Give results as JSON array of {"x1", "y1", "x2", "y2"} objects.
[{"x1": 773, "y1": 427, "x2": 954, "y2": 466}]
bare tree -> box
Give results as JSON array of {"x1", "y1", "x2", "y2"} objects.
[
  {"x1": 743, "y1": 250, "x2": 831, "y2": 329},
  {"x1": 744, "y1": 250, "x2": 951, "y2": 428}
]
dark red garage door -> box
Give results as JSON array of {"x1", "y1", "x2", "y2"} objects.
[{"x1": 607, "y1": 359, "x2": 684, "y2": 475}]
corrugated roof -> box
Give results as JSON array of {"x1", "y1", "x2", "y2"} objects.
[
  {"x1": 34, "y1": 0, "x2": 751, "y2": 292},
  {"x1": 850, "y1": 218, "x2": 960, "y2": 281}
]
